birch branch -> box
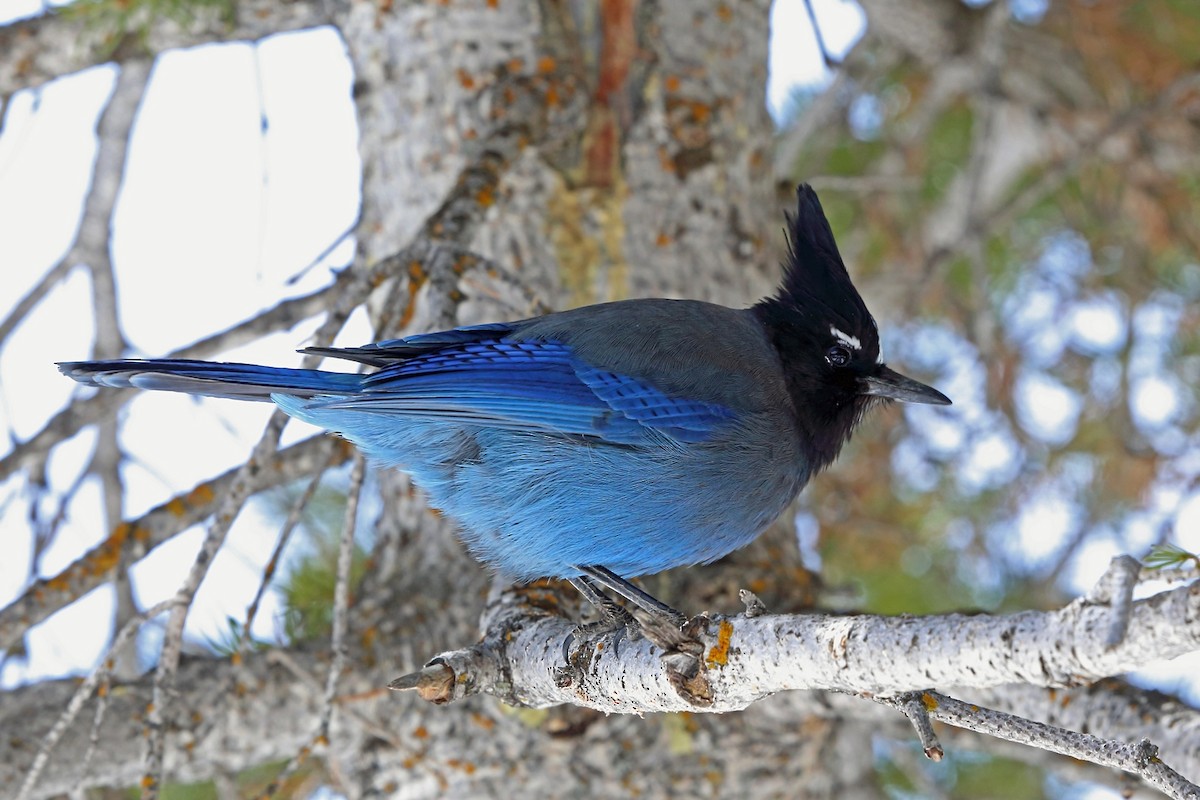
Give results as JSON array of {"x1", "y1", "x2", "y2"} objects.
[
  {"x1": 910, "y1": 691, "x2": 1199, "y2": 800},
  {"x1": 2, "y1": 641, "x2": 1196, "y2": 798},
  {"x1": 396, "y1": 575, "x2": 1200, "y2": 713},
  {"x1": 0, "y1": 434, "x2": 352, "y2": 653},
  {"x1": 0, "y1": 1, "x2": 332, "y2": 98}
]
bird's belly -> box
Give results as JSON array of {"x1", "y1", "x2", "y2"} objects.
[
  {"x1": 413, "y1": 426, "x2": 805, "y2": 581},
  {"x1": 287, "y1": 408, "x2": 805, "y2": 580}
]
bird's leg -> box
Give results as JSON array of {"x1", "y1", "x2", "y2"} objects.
[
  {"x1": 573, "y1": 565, "x2": 688, "y2": 628},
  {"x1": 562, "y1": 575, "x2": 635, "y2": 666},
  {"x1": 568, "y1": 575, "x2": 637, "y2": 633}
]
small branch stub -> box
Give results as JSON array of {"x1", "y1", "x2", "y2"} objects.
[{"x1": 388, "y1": 663, "x2": 455, "y2": 704}]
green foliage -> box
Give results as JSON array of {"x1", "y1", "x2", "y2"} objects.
[
  {"x1": 876, "y1": 747, "x2": 1049, "y2": 800},
  {"x1": 258, "y1": 481, "x2": 370, "y2": 644},
  {"x1": 874, "y1": 750, "x2": 921, "y2": 797},
  {"x1": 279, "y1": 533, "x2": 368, "y2": 644},
  {"x1": 824, "y1": 137, "x2": 888, "y2": 177},
  {"x1": 290, "y1": 544, "x2": 366, "y2": 645},
  {"x1": 921, "y1": 104, "x2": 974, "y2": 205},
  {"x1": 117, "y1": 759, "x2": 320, "y2": 799},
  {"x1": 1144, "y1": 542, "x2": 1200, "y2": 571},
  {"x1": 952, "y1": 754, "x2": 1048, "y2": 799},
  {"x1": 202, "y1": 615, "x2": 268, "y2": 658},
  {"x1": 1125, "y1": 0, "x2": 1200, "y2": 64}
]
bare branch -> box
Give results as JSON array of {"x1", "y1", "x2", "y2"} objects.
[
  {"x1": 5, "y1": 625, "x2": 1196, "y2": 799},
  {"x1": 15, "y1": 598, "x2": 179, "y2": 800},
  {"x1": 878, "y1": 691, "x2": 944, "y2": 760},
  {"x1": 0, "y1": 434, "x2": 352, "y2": 653},
  {"x1": 0, "y1": 1, "x2": 333, "y2": 98},
  {"x1": 141, "y1": 412, "x2": 291, "y2": 799},
  {"x1": 397, "y1": 577, "x2": 1200, "y2": 713},
  {"x1": 917, "y1": 691, "x2": 1200, "y2": 800},
  {"x1": 261, "y1": 455, "x2": 365, "y2": 797}
]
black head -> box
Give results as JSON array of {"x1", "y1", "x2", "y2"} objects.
[{"x1": 753, "y1": 184, "x2": 950, "y2": 471}]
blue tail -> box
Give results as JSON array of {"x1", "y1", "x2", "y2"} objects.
[{"x1": 57, "y1": 359, "x2": 364, "y2": 402}]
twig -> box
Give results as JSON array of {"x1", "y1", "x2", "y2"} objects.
[
  {"x1": 261, "y1": 455, "x2": 365, "y2": 797},
  {"x1": 15, "y1": 598, "x2": 178, "y2": 800},
  {"x1": 876, "y1": 691, "x2": 943, "y2": 760},
  {"x1": 924, "y1": 70, "x2": 1200, "y2": 277},
  {"x1": 0, "y1": 435, "x2": 350, "y2": 653},
  {"x1": 76, "y1": 669, "x2": 113, "y2": 797},
  {"x1": 801, "y1": 0, "x2": 838, "y2": 69},
  {"x1": 266, "y1": 649, "x2": 404, "y2": 749},
  {"x1": 0, "y1": 1, "x2": 334, "y2": 98},
  {"x1": 286, "y1": 222, "x2": 357, "y2": 286},
  {"x1": 918, "y1": 691, "x2": 1200, "y2": 800},
  {"x1": 236, "y1": 464, "x2": 330, "y2": 656},
  {"x1": 1086, "y1": 555, "x2": 1141, "y2": 649},
  {"x1": 0, "y1": 260, "x2": 76, "y2": 346},
  {"x1": 141, "y1": 411, "x2": 290, "y2": 799}
]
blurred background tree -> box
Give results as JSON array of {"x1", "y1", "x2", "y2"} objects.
[{"x1": 0, "y1": 0, "x2": 1197, "y2": 797}]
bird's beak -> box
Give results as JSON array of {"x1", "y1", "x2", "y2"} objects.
[{"x1": 860, "y1": 366, "x2": 951, "y2": 405}]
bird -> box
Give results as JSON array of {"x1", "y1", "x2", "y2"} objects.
[{"x1": 60, "y1": 184, "x2": 949, "y2": 625}]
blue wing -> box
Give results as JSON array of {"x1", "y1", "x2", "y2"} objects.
[
  {"x1": 299, "y1": 336, "x2": 735, "y2": 444},
  {"x1": 63, "y1": 326, "x2": 738, "y2": 444}
]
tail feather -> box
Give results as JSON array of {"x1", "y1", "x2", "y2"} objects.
[{"x1": 57, "y1": 359, "x2": 363, "y2": 402}]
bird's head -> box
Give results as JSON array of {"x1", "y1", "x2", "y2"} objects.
[{"x1": 753, "y1": 184, "x2": 950, "y2": 470}]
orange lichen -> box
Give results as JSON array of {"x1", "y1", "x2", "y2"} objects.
[
  {"x1": 921, "y1": 692, "x2": 939, "y2": 711},
  {"x1": 188, "y1": 483, "x2": 216, "y2": 506},
  {"x1": 537, "y1": 56, "x2": 557, "y2": 74},
  {"x1": 705, "y1": 620, "x2": 734, "y2": 667}
]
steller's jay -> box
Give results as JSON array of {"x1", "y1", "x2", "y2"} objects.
[{"x1": 60, "y1": 185, "x2": 949, "y2": 624}]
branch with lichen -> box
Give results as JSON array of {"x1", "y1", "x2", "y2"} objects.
[{"x1": 392, "y1": 558, "x2": 1200, "y2": 797}]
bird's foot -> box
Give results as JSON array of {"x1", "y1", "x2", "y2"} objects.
[{"x1": 562, "y1": 585, "x2": 636, "y2": 661}]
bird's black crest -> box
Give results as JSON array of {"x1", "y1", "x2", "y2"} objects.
[
  {"x1": 770, "y1": 184, "x2": 875, "y2": 345},
  {"x1": 752, "y1": 184, "x2": 883, "y2": 471}
]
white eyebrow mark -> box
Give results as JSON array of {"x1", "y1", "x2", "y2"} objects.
[{"x1": 830, "y1": 325, "x2": 862, "y2": 351}]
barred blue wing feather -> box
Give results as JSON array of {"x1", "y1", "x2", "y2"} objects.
[
  {"x1": 302, "y1": 322, "x2": 516, "y2": 366},
  {"x1": 61, "y1": 335, "x2": 737, "y2": 445},
  {"x1": 305, "y1": 338, "x2": 735, "y2": 444}
]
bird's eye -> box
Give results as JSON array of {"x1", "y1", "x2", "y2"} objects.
[{"x1": 826, "y1": 345, "x2": 851, "y2": 367}]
